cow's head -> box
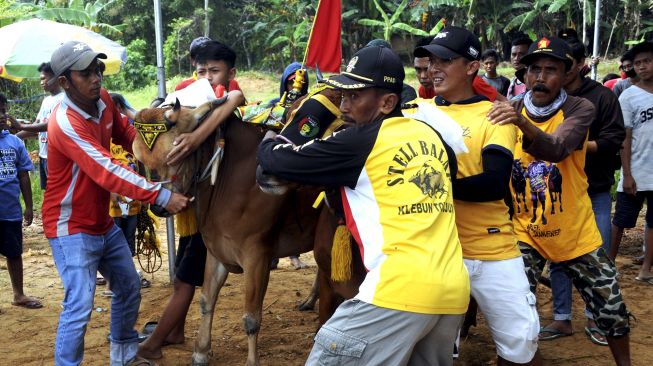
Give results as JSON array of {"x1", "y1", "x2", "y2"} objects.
[{"x1": 133, "y1": 97, "x2": 226, "y2": 199}]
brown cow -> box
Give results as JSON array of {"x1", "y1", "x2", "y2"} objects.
[{"x1": 132, "y1": 99, "x2": 322, "y2": 366}]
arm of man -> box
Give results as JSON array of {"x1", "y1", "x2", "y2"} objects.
[
  {"x1": 587, "y1": 90, "x2": 625, "y2": 155},
  {"x1": 257, "y1": 125, "x2": 377, "y2": 188},
  {"x1": 49, "y1": 114, "x2": 186, "y2": 212},
  {"x1": 621, "y1": 128, "x2": 635, "y2": 195},
  {"x1": 15, "y1": 141, "x2": 33, "y2": 226},
  {"x1": 453, "y1": 149, "x2": 512, "y2": 202},
  {"x1": 167, "y1": 90, "x2": 246, "y2": 166},
  {"x1": 487, "y1": 97, "x2": 595, "y2": 162},
  {"x1": 619, "y1": 91, "x2": 636, "y2": 195},
  {"x1": 15, "y1": 122, "x2": 48, "y2": 133},
  {"x1": 18, "y1": 171, "x2": 33, "y2": 226}
]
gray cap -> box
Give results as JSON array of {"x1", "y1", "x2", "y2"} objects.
[{"x1": 49, "y1": 41, "x2": 107, "y2": 85}]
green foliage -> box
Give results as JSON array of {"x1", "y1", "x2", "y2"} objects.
[
  {"x1": 104, "y1": 39, "x2": 157, "y2": 90},
  {"x1": 0, "y1": 0, "x2": 30, "y2": 27},
  {"x1": 163, "y1": 17, "x2": 198, "y2": 77},
  {"x1": 18, "y1": 0, "x2": 124, "y2": 37},
  {"x1": 357, "y1": 0, "x2": 411, "y2": 41}
]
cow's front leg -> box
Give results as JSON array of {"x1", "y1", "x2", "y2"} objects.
[
  {"x1": 192, "y1": 253, "x2": 229, "y2": 366},
  {"x1": 298, "y1": 270, "x2": 320, "y2": 311},
  {"x1": 242, "y1": 249, "x2": 272, "y2": 366}
]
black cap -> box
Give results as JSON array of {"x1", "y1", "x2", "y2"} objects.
[
  {"x1": 49, "y1": 41, "x2": 107, "y2": 85},
  {"x1": 558, "y1": 28, "x2": 579, "y2": 41},
  {"x1": 325, "y1": 46, "x2": 404, "y2": 93},
  {"x1": 519, "y1": 37, "x2": 574, "y2": 69},
  {"x1": 414, "y1": 26, "x2": 481, "y2": 61}
]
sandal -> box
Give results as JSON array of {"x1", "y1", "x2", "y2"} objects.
[
  {"x1": 96, "y1": 276, "x2": 107, "y2": 286},
  {"x1": 140, "y1": 278, "x2": 151, "y2": 288},
  {"x1": 584, "y1": 326, "x2": 608, "y2": 346}
]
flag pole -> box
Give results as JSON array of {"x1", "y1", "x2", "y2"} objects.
[
  {"x1": 591, "y1": 0, "x2": 601, "y2": 80},
  {"x1": 302, "y1": 0, "x2": 324, "y2": 66}
]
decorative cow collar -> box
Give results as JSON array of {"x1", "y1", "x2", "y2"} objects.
[{"x1": 133, "y1": 120, "x2": 172, "y2": 150}]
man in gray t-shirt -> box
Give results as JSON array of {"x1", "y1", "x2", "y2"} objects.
[
  {"x1": 610, "y1": 41, "x2": 653, "y2": 284},
  {"x1": 613, "y1": 52, "x2": 639, "y2": 98}
]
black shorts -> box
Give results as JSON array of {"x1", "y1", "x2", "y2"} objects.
[
  {"x1": 612, "y1": 191, "x2": 653, "y2": 229},
  {"x1": 0, "y1": 220, "x2": 23, "y2": 259},
  {"x1": 174, "y1": 233, "x2": 207, "y2": 287}
]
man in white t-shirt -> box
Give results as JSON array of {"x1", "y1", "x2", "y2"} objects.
[
  {"x1": 610, "y1": 41, "x2": 653, "y2": 285},
  {"x1": 15, "y1": 62, "x2": 63, "y2": 189}
]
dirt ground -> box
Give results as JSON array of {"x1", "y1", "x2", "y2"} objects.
[{"x1": 1, "y1": 214, "x2": 652, "y2": 366}]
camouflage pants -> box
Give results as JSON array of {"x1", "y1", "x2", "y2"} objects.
[{"x1": 519, "y1": 243, "x2": 630, "y2": 338}]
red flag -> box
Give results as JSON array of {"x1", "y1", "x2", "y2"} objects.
[{"x1": 305, "y1": 0, "x2": 342, "y2": 73}]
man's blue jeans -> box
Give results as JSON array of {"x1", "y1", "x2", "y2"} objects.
[
  {"x1": 550, "y1": 191, "x2": 612, "y2": 321},
  {"x1": 49, "y1": 225, "x2": 141, "y2": 366}
]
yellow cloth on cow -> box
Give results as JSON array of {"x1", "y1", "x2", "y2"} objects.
[{"x1": 235, "y1": 103, "x2": 286, "y2": 129}]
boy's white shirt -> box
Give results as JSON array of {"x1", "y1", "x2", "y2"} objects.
[
  {"x1": 403, "y1": 102, "x2": 468, "y2": 155},
  {"x1": 163, "y1": 78, "x2": 216, "y2": 108}
]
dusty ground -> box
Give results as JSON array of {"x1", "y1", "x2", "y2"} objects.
[{"x1": 1, "y1": 213, "x2": 652, "y2": 366}]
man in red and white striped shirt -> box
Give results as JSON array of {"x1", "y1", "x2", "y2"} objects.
[{"x1": 43, "y1": 41, "x2": 189, "y2": 366}]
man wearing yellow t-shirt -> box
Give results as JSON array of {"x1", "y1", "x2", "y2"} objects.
[
  {"x1": 488, "y1": 37, "x2": 631, "y2": 366},
  {"x1": 258, "y1": 46, "x2": 470, "y2": 366},
  {"x1": 413, "y1": 26, "x2": 541, "y2": 365}
]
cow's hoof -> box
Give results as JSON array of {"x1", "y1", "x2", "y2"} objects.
[
  {"x1": 191, "y1": 353, "x2": 209, "y2": 366},
  {"x1": 298, "y1": 300, "x2": 315, "y2": 311}
]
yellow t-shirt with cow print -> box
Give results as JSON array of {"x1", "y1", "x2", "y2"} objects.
[
  {"x1": 510, "y1": 97, "x2": 601, "y2": 262},
  {"x1": 258, "y1": 114, "x2": 470, "y2": 315}
]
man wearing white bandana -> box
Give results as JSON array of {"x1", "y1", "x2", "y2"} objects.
[{"x1": 487, "y1": 37, "x2": 632, "y2": 366}]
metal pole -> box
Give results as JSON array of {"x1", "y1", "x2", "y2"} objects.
[
  {"x1": 153, "y1": 0, "x2": 176, "y2": 282},
  {"x1": 204, "y1": 0, "x2": 210, "y2": 37},
  {"x1": 591, "y1": 0, "x2": 601, "y2": 80},
  {"x1": 582, "y1": 0, "x2": 587, "y2": 44}
]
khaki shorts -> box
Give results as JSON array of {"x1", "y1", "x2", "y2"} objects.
[{"x1": 305, "y1": 299, "x2": 463, "y2": 366}]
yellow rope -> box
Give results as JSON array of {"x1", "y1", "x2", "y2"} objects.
[
  {"x1": 175, "y1": 207, "x2": 198, "y2": 237},
  {"x1": 330, "y1": 224, "x2": 352, "y2": 282}
]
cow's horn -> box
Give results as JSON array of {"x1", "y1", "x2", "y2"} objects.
[
  {"x1": 173, "y1": 98, "x2": 181, "y2": 111},
  {"x1": 193, "y1": 96, "x2": 228, "y2": 126}
]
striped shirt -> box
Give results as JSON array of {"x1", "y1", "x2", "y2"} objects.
[{"x1": 43, "y1": 89, "x2": 170, "y2": 238}]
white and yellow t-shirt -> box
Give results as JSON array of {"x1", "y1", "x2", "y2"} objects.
[{"x1": 258, "y1": 114, "x2": 470, "y2": 315}]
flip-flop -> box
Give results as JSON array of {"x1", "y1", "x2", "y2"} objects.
[
  {"x1": 96, "y1": 277, "x2": 107, "y2": 286},
  {"x1": 635, "y1": 276, "x2": 653, "y2": 285},
  {"x1": 538, "y1": 326, "x2": 572, "y2": 341},
  {"x1": 584, "y1": 326, "x2": 608, "y2": 346},
  {"x1": 126, "y1": 355, "x2": 154, "y2": 365},
  {"x1": 141, "y1": 321, "x2": 158, "y2": 336},
  {"x1": 140, "y1": 278, "x2": 151, "y2": 288},
  {"x1": 632, "y1": 255, "x2": 644, "y2": 265},
  {"x1": 11, "y1": 299, "x2": 43, "y2": 309}
]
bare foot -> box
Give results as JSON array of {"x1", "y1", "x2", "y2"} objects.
[{"x1": 290, "y1": 256, "x2": 308, "y2": 270}]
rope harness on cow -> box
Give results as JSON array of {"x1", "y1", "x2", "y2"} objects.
[{"x1": 135, "y1": 208, "x2": 163, "y2": 273}]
